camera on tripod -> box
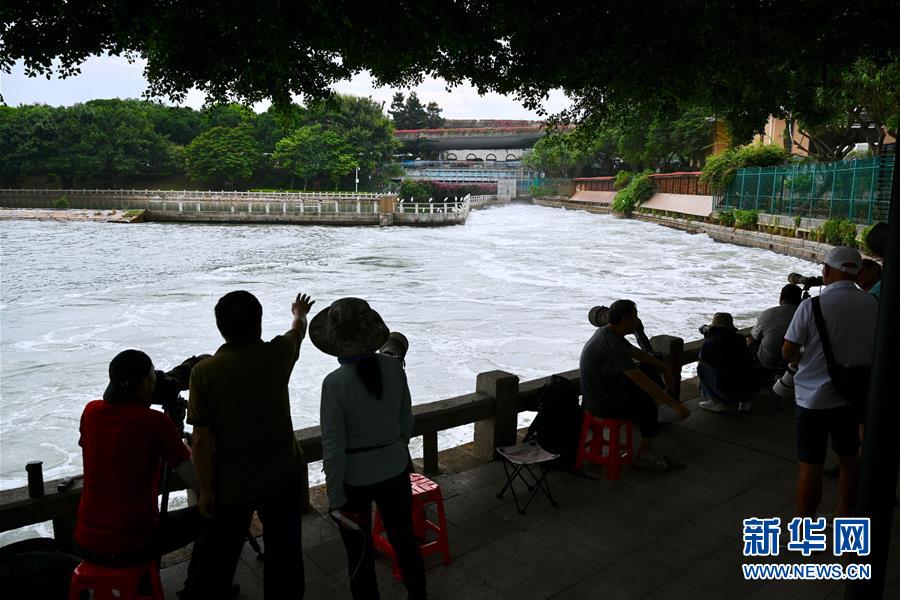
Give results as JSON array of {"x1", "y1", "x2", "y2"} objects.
[{"x1": 151, "y1": 354, "x2": 210, "y2": 437}]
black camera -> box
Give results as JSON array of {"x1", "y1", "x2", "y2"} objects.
[
  {"x1": 788, "y1": 273, "x2": 824, "y2": 289},
  {"x1": 378, "y1": 332, "x2": 409, "y2": 369},
  {"x1": 151, "y1": 354, "x2": 210, "y2": 436},
  {"x1": 699, "y1": 324, "x2": 711, "y2": 336}
]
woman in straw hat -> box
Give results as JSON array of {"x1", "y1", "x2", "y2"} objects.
[
  {"x1": 697, "y1": 312, "x2": 758, "y2": 413},
  {"x1": 311, "y1": 298, "x2": 427, "y2": 600}
]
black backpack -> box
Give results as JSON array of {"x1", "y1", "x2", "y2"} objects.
[{"x1": 524, "y1": 374, "x2": 584, "y2": 466}]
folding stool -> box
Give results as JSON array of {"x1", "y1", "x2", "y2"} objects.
[{"x1": 496, "y1": 440, "x2": 559, "y2": 514}]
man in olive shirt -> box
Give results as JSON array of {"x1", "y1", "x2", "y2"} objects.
[
  {"x1": 580, "y1": 299, "x2": 689, "y2": 471},
  {"x1": 187, "y1": 290, "x2": 314, "y2": 600}
]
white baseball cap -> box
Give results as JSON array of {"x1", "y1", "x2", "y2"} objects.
[{"x1": 823, "y1": 246, "x2": 861, "y2": 275}]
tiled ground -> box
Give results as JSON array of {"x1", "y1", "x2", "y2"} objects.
[{"x1": 161, "y1": 383, "x2": 900, "y2": 599}]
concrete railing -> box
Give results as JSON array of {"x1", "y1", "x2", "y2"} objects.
[
  {"x1": 0, "y1": 189, "x2": 385, "y2": 201},
  {"x1": 0, "y1": 328, "x2": 745, "y2": 550},
  {"x1": 148, "y1": 198, "x2": 381, "y2": 216}
]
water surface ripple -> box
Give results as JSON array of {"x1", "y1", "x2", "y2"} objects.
[{"x1": 1, "y1": 204, "x2": 814, "y2": 490}]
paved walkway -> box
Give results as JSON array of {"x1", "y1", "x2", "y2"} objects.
[{"x1": 160, "y1": 380, "x2": 900, "y2": 599}]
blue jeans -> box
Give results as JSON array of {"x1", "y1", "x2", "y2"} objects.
[{"x1": 698, "y1": 361, "x2": 752, "y2": 404}]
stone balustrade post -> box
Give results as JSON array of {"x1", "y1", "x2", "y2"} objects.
[{"x1": 473, "y1": 370, "x2": 519, "y2": 461}]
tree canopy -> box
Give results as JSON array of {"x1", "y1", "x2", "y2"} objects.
[
  {"x1": 389, "y1": 92, "x2": 444, "y2": 129},
  {"x1": 3, "y1": 2, "x2": 897, "y2": 136},
  {"x1": 0, "y1": 95, "x2": 399, "y2": 190}
]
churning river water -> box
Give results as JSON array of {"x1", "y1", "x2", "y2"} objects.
[{"x1": 0, "y1": 204, "x2": 815, "y2": 505}]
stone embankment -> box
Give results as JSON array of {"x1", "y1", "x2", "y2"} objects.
[{"x1": 0, "y1": 208, "x2": 144, "y2": 223}]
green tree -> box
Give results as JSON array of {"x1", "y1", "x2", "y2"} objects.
[
  {"x1": 788, "y1": 57, "x2": 900, "y2": 159},
  {"x1": 296, "y1": 95, "x2": 400, "y2": 187},
  {"x1": 184, "y1": 124, "x2": 261, "y2": 189},
  {"x1": 3, "y1": 3, "x2": 894, "y2": 142},
  {"x1": 273, "y1": 124, "x2": 357, "y2": 189},
  {"x1": 523, "y1": 131, "x2": 595, "y2": 177},
  {"x1": 200, "y1": 103, "x2": 255, "y2": 131},
  {"x1": 388, "y1": 92, "x2": 443, "y2": 129},
  {"x1": 144, "y1": 104, "x2": 202, "y2": 145}
]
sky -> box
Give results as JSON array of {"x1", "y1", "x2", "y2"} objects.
[{"x1": 1, "y1": 54, "x2": 572, "y2": 120}]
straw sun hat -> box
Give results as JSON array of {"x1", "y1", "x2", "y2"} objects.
[{"x1": 309, "y1": 297, "x2": 389, "y2": 357}]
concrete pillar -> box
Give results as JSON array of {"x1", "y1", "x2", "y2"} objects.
[{"x1": 473, "y1": 370, "x2": 520, "y2": 461}]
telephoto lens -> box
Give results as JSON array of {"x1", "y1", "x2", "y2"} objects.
[
  {"x1": 378, "y1": 332, "x2": 409, "y2": 367},
  {"x1": 588, "y1": 306, "x2": 609, "y2": 327}
]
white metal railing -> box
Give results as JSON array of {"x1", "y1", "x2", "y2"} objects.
[
  {"x1": 0, "y1": 189, "x2": 385, "y2": 201},
  {"x1": 468, "y1": 194, "x2": 499, "y2": 207},
  {"x1": 395, "y1": 195, "x2": 471, "y2": 216},
  {"x1": 147, "y1": 198, "x2": 380, "y2": 215}
]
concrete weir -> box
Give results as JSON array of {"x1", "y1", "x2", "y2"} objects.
[{"x1": 0, "y1": 189, "x2": 487, "y2": 227}]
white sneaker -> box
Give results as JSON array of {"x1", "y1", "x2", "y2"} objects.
[
  {"x1": 698, "y1": 398, "x2": 728, "y2": 412},
  {"x1": 738, "y1": 400, "x2": 752, "y2": 413}
]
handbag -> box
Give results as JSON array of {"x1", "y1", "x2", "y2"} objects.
[{"x1": 810, "y1": 297, "x2": 871, "y2": 406}]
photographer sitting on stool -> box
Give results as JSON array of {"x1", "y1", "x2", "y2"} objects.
[
  {"x1": 75, "y1": 349, "x2": 200, "y2": 587},
  {"x1": 697, "y1": 313, "x2": 758, "y2": 413},
  {"x1": 580, "y1": 299, "x2": 690, "y2": 472}
]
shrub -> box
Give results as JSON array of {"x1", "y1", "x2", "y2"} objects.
[
  {"x1": 398, "y1": 179, "x2": 434, "y2": 201},
  {"x1": 700, "y1": 143, "x2": 790, "y2": 191},
  {"x1": 614, "y1": 170, "x2": 633, "y2": 190},
  {"x1": 717, "y1": 209, "x2": 736, "y2": 226},
  {"x1": 399, "y1": 179, "x2": 495, "y2": 201},
  {"x1": 612, "y1": 172, "x2": 654, "y2": 214},
  {"x1": 822, "y1": 218, "x2": 858, "y2": 247},
  {"x1": 530, "y1": 183, "x2": 559, "y2": 197},
  {"x1": 859, "y1": 223, "x2": 876, "y2": 254},
  {"x1": 734, "y1": 209, "x2": 759, "y2": 229},
  {"x1": 699, "y1": 149, "x2": 738, "y2": 191},
  {"x1": 734, "y1": 143, "x2": 791, "y2": 168},
  {"x1": 54, "y1": 196, "x2": 70, "y2": 209}
]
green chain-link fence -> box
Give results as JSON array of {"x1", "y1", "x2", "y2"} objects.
[{"x1": 718, "y1": 156, "x2": 894, "y2": 225}]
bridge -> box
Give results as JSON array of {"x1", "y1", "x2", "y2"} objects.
[{"x1": 393, "y1": 119, "x2": 558, "y2": 161}]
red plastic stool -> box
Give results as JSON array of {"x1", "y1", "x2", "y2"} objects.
[
  {"x1": 373, "y1": 472, "x2": 451, "y2": 581},
  {"x1": 69, "y1": 559, "x2": 163, "y2": 600},
  {"x1": 574, "y1": 412, "x2": 634, "y2": 480}
]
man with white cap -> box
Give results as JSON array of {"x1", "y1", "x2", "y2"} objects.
[{"x1": 782, "y1": 246, "x2": 878, "y2": 519}]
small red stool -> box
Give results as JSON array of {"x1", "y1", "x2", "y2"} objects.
[
  {"x1": 69, "y1": 559, "x2": 163, "y2": 600},
  {"x1": 373, "y1": 472, "x2": 451, "y2": 581},
  {"x1": 574, "y1": 412, "x2": 634, "y2": 480}
]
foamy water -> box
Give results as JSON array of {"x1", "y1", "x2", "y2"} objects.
[{"x1": 1, "y1": 204, "x2": 815, "y2": 522}]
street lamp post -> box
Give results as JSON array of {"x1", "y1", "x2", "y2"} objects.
[{"x1": 355, "y1": 166, "x2": 359, "y2": 194}]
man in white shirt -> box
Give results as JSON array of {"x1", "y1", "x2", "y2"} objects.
[{"x1": 783, "y1": 246, "x2": 878, "y2": 518}]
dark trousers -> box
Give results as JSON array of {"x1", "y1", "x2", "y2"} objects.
[
  {"x1": 76, "y1": 506, "x2": 201, "y2": 566},
  {"x1": 341, "y1": 469, "x2": 427, "y2": 600},
  {"x1": 191, "y1": 481, "x2": 304, "y2": 600},
  {"x1": 592, "y1": 377, "x2": 660, "y2": 438}
]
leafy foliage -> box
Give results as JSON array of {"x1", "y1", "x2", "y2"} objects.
[
  {"x1": 398, "y1": 179, "x2": 494, "y2": 200},
  {"x1": 787, "y1": 56, "x2": 900, "y2": 159},
  {"x1": 733, "y1": 209, "x2": 759, "y2": 229},
  {"x1": 184, "y1": 124, "x2": 261, "y2": 188},
  {"x1": 0, "y1": 95, "x2": 399, "y2": 191},
  {"x1": 3, "y1": 3, "x2": 893, "y2": 142},
  {"x1": 821, "y1": 218, "x2": 858, "y2": 246},
  {"x1": 389, "y1": 92, "x2": 444, "y2": 129},
  {"x1": 612, "y1": 172, "x2": 654, "y2": 214},
  {"x1": 273, "y1": 125, "x2": 356, "y2": 189},
  {"x1": 614, "y1": 170, "x2": 633, "y2": 190},
  {"x1": 522, "y1": 132, "x2": 597, "y2": 177},
  {"x1": 717, "y1": 209, "x2": 736, "y2": 227},
  {"x1": 700, "y1": 144, "x2": 790, "y2": 191}
]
